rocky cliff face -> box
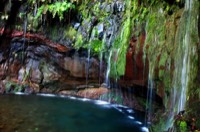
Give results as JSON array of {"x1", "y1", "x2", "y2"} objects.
[
  {"x1": 0, "y1": 0, "x2": 157, "y2": 112},
  {"x1": 0, "y1": 0, "x2": 199, "y2": 130}
]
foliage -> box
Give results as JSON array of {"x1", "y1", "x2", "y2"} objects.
[
  {"x1": 109, "y1": 0, "x2": 132, "y2": 77},
  {"x1": 115, "y1": 17, "x2": 131, "y2": 76},
  {"x1": 175, "y1": 120, "x2": 188, "y2": 132},
  {"x1": 64, "y1": 26, "x2": 77, "y2": 40},
  {"x1": 74, "y1": 34, "x2": 84, "y2": 49},
  {"x1": 90, "y1": 39, "x2": 103, "y2": 53},
  {"x1": 35, "y1": 1, "x2": 75, "y2": 20},
  {"x1": 5, "y1": 81, "x2": 24, "y2": 93}
]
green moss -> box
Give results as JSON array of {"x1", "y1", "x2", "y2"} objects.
[
  {"x1": 159, "y1": 53, "x2": 167, "y2": 68},
  {"x1": 173, "y1": 120, "x2": 188, "y2": 132},
  {"x1": 74, "y1": 34, "x2": 84, "y2": 49},
  {"x1": 35, "y1": 1, "x2": 75, "y2": 20},
  {"x1": 158, "y1": 52, "x2": 168, "y2": 78},
  {"x1": 64, "y1": 26, "x2": 77, "y2": 40},
  {"x1": 186, "y1": 0, "x2": 199, "y2": 101},
  {"x1": 90, "y1": 39, "x2": 103, "y2": 53},
  {"x1": 110, "y1": 6, "x2": 132, "y2": 77}
]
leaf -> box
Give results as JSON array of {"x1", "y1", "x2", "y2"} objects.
[{"x1": 180, "y1": 121, "x2": 187, "y2": 128}]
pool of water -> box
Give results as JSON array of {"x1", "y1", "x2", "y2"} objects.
[{"x1": 0, "y1": 94, "x2": 148, "y2": 132}]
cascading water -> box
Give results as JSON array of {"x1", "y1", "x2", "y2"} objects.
[
  {"x1": 145, "y1": 63, "x2": 155, "y2": 126},
  {"x1": 33, "y1": 3, "x2": 37, "y2": 17},
  {"x1": 105, "y1": 50, "x2": 112, "y2": 88},
  {"x1": 113, "y1": 48, "x2": 120, "y2": 82},
  {"x1": 99, "y1": 34, "x2": 106, "y2": 85},
  {"x1": 86, "y1": 29, "x2": 96, "y2": 85},
  {"x1": 104, "y1": 16, "x2": 118, "y2": 88},
  {"x1": 165, "y1": 0, "x2": 199, "y2": 130},
  {"x1": 86, "y1": 46, "x2": 91, "y2": 85},
  {"x1": 144, "y1": 9, "x2": 163, "y2": 126},
  {"x1": 99, "y1": 49, "x2": 103, "y2": 85}
]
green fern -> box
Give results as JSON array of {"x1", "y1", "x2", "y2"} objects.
[{"x1": 35, "y1": 1, "x2": 75, "y2": 20}]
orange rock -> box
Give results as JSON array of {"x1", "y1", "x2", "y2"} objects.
[{"x1": 77, "y1": 87, "x2": 109, "y2": 99}]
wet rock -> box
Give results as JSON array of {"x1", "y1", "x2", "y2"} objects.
[
  {"x1": 9, "y1": 59, "x2": 21, "y2": 79},
  {"x1": 78, "y1": 20, "x2": 91, "y2": 41},
  {"x1": 76, "y1": 85, "x2": 94, "y2": 89},
  {"x1": 105, "y1": 4, "x2": 113, "y2": 13},
  {"x1": 18, "y1": 67, "x2": 26, "y2": 82},
  {"x1": 77, "y1": 87, "x2": 109, "y2": 99},
  {"x1": 64, "y1": 56, "x2": 99, "y2": 78},
  {"x1": 97, "y1": 23, "x2": 103, "y2": 34},
  {"x1": 64, "y1": 57, "x2": 85, "y2": 78},
  {"x1": 116, "y1": 1, "x2": 125, "y2": 12},
  {"x1": 27, "y1": 59, "x2": 42, "y2": 83},
  {"x1": 0, "y1": 82, "x2": 5, "y2": 93},
  {"x1": 10, "y1": 41, "x2": 24, "y2": 53},
  {"x1": 30, "y1": 83, "x2": 40, "y2": 93},
  {"x1": 40, "y1": 88, "x2": 54, "y2": 93},
  {"x1": 31, "y1": 68, "x2": 42, "y2": 83},
  {"x1": 0, "y1": 64, "x2": 7, "y2": 80},
  {"x1": 0, "y1": 53, "x2": 6, "y2": 63},
  {"x1": 97, "y1": 23, "x2": 104, "y2": 39},
  {"x1": 41, "y1": 80, "x2": 77, "y2": 93},
  {"x1": 73, "y1": 23, "x2": 80, "y2": 30},
  {"x1": 91, "y1": 16, "x2": 98, "y2": 26},
  {"x1": 50, "y1": 52, "x2": 65, "y2": 68},
  {"x1": 124, "y1": 34, "x2": 148, "y2": 81},
  {"x1": 59, "y1": 90, "x2": 76, "y2": 95},
  {"x1": 42, "y1": 63, "x2": 61, "y2": 83},
  {"x1": 24, "y1": 86, "x2": 34, "y2": 94},
  {"x1": 34, "y1": 45, "x2": 49, "y2": 56}
]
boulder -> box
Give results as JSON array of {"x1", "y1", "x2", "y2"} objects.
[
  {"x1": 77, "y1": 87, "x2": 109, "y2": 99},
  {"x1": 42, "y1": 63, "x2": 61, "y2": 84}
]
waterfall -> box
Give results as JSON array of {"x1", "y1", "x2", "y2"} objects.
[
  {"x1": 165, "y1": 0, "x2": 199, "y2": 130},
  {"x1": 113, "y1": 48, "x2": 120, "y2": 83},
  {"x1": 33, "y1": 3, "x2": 37, "y2": 17},
  {"x1": 99, "y1": 49, "x2": 103, "y2": 85},
  {"x1": 86, "y1": 46, "x2": 91, "y2": 85},
  {"x1": 86, "y1": 28, "x2": 96, "y2": 85},
  {"x1": 105, "y1": 50, "x2": 112, "y2": 88},
  {"x1": 99, "y1": 34, "x2": 106, "y2": 85},
  {"x1": 145, "y1": 63, "x2": 155, "y2": 126}
]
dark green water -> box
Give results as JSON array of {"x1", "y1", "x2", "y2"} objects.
[{"x1": 0, "y1": 94, "x2": 148, "y2": 132}]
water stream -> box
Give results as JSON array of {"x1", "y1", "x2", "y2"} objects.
[
  {"x1": 99, "y1": 34, "x2": 106, "y2": 85},
  {"x1": 105, "y1": 50, "x2": 112, "y2": 88},
  {"x1": 145, "y1": 63, "x2": 155, "y2": 126},
  {"x1": 86, "y1": 29, "x2": 96, "y2": 85},
  {"x1": 86, "y1": 47, "x2": 91, "y2": 85}
]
